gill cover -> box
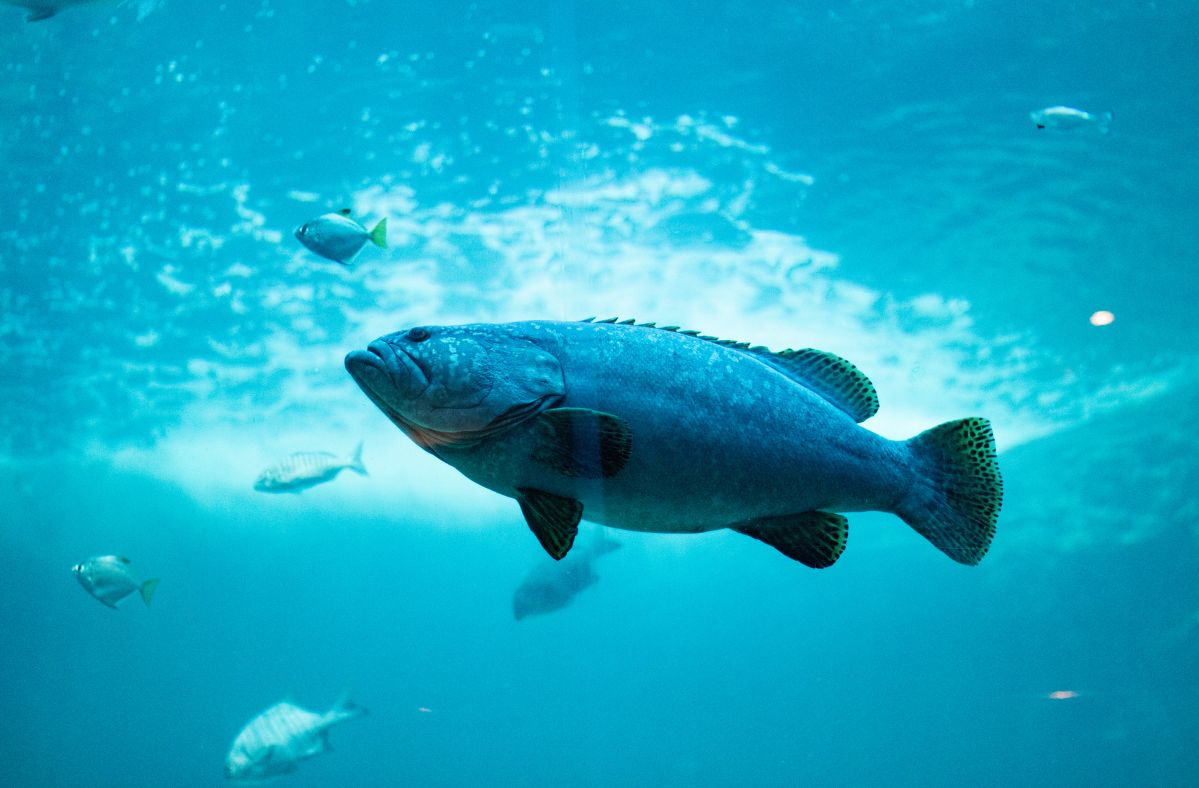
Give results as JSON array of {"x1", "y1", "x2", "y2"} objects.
[{"x1": 346, "y1": 325, "x2": 566, "y2": 446}]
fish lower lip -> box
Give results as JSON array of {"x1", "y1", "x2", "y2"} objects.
[{"x1": 345, "y1": 343, "x2": 428, "y2": 400}]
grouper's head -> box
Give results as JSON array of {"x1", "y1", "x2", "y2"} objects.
[{"x1": 344, "y1": 323, "x2": 566, "y2": 447}]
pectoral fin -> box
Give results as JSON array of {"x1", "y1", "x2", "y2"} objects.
[
  {"x1": 517, "y1": 487, "x2": 582, "y2": 560},
  {"x1": 26, "y1": 8, "x2": 57, "y2": 21},
  {"x1": 529, "y1": 408, "x2": 632, "y2": 479},
  {"x1": 732, "y1": 511, "x2": 848, "y2": 568}
]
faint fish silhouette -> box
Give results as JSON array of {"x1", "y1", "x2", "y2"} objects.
[{"x1": 513, "y1": 532, "x2": 621, "y2": 621}]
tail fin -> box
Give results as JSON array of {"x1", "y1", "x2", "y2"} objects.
[
  {"x1": 325, "y1": 692, "x2": 369, "y2": 726},
  {"x1": 899, "y1": 417, "x2": 1003, "y2": 565},
  {"x1": 1097, "y1": 110, "x2": 1113, "y2": 135},
  {"x1": 368, "y1": 218, "x2": 388, "y2": 249},
  {"x1": 140, "y1": 578, "x2": 160, "y2": 606},
  {"x1": 348, "y1": 441, "x2": 368, "y2": 476}
]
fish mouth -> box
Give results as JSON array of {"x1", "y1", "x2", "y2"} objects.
[{"x1": 345, "y1": 341, "x2": 429, "y2": 425}]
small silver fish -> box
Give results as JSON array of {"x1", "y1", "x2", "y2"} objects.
[
  {"x1": 225, "y1": 695, "x2": 366, "y2": 782},
  {"x1": 2, "y1": 0, "x2": 161, "y2": 22},
  {"x1": 1030, "y1": 105, "x2": 1113, "y2": 134},
  {"x1": 253, "y1": 442, "x2": 367, "y2": 493},
  {"x1": 294, "y1": 209, "x2": 387, "y2": 265},
  {"x1": 72, "y1": 555, "x2": 159, "y2": 609}
]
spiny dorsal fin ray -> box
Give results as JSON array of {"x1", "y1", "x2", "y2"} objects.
[{"x1": 575, "y1": 317, "x2": 879, "y2": 422}]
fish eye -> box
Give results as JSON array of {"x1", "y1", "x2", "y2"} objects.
[{"x1": 406, "y1": 327, "x2": 431, "y2": 342}]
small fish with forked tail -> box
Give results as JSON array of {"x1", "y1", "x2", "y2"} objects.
[
  {"x1": 254, "y1": 442, "x2": 367, "y2": 493},
  {"x1": 1030, "y1": 105, "x2": 1113, "y2": 134},
  {"x1": 225, "y1": 695, "x2": 367, "y2": 781},
  {"x1": 295, "y1": 208, "x2": 387, "y2": 265},
  {"x1": 72, "y1": 555, "x2": 159, "y2": 608}
]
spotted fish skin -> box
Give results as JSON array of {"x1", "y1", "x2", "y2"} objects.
[
  {"x1": 224, "y1": 696, "x2": 366, "y2": 781},
  {"x1": 345, "y1": 320, "x2": 1002, "y2": 567},
  {"x1": 254, "y1": 442, "x2": 367, "y2": 493}
]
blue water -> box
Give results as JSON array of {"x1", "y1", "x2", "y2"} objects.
[{"x1": 2, "y1": 1, "x2": 1197, "y2": 785}]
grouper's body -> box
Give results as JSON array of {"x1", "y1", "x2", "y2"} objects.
[
  {"x1": 442, "y1": 322, "x2": 906, "y2": 532},
  {"x1": 346, "y1": 319, "x2": 1001, "y2": 567}
]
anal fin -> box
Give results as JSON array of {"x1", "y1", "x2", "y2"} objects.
[
  {"x1": 732, "y1": 511, "x2": 848, "y2": 568},
  {"x1": 517, "y1": 487, "x2": 583, "y2": 560}
]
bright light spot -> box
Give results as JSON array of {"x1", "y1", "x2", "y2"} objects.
[
  {"x1": 1048, "y1": 690, "x2": 1079, "y2": 700},
  {"x1": 417, "y1": 707, "x2": 433, "y2": 713},
  {"x1": 1089, "y1": 310, "x2": 1115, "y2": 327}
]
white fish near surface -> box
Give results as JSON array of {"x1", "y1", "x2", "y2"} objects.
[
  {"x1": 294, "y1": 209, "x2": 387, "y2": 265},
  {"x1": 254, "y1": 442, "x2": 367, "y2": 493},
  {"x1": 225, "y1": 695, "x2": 367, "y2": 782},
  {"x1": 72, "y1": 555, "x2": 159, "y2": 609},
  {"x1": 2, "y1": 0, "x2": 161, "y2": 22},
  {"x1": 1030, "y1": 105, "x2": 1113, "y2": 133}
]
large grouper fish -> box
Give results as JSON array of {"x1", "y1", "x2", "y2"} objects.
[{"x1": 344, "y1": 318, "x2": 1002, "y2": 568}]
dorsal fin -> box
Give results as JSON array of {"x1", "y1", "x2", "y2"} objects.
[
  {"x1": 758, "y1": 348, "x2": 878, "y2": 422},
  {"x1": 576, "y1": 317, "x2": 879, "y2": 422}
]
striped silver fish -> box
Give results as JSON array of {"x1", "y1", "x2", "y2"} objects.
[
  {"x1": 224, "y1": 695, "x2": 366, "y2": 781},
  {"x1": 253, "y1": 442, "x2": 367, "y2": 493},
  {"x1": 1029, "y1": 105, "x2": 1113, "y2": 134}
]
